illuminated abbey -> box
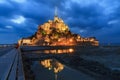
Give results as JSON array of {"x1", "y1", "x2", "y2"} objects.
[{"x1": 18, "y1": 8, "x2": 99, "y2": 46}]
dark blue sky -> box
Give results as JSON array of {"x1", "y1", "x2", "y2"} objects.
[{"x1": 0, "y1": 0, "x2": 120, "y2": 44}]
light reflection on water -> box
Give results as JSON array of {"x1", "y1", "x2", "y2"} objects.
[
  {"x1": 40, "y1": 59, "x2": 64, "y2": 73},
  {"x1": 31, "y1": 59, "x2": 95, "y2": 80},
  {"x1": 40, "y1": 59, "x2": 64, "y2": 80},
  {"x1": 30, "y1": 48, "x2": 95, "y2": 80},
  {"x1": 32, "y1": 48, "x2": 74, "y2": 80},
  {"x1": 35, "y1": 48, "x2": 74, "y2": 54}
]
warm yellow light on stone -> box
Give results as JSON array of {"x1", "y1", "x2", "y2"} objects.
[
  {"x1": 69, "y1": 39, "x2": 73, "y2": 42},
  {"x1": 18, "y1": 8, "x2": 99, "y2": 46},
  {"x1": 68, "y1": 48, "x2": 74, "y2": 53}
]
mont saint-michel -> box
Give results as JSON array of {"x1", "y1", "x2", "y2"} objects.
[
  {"x1": 1, "y1": 0, "x2": 120, "y2": 80},
  {"x1": 18, "y1": 10, "x2": 99, "y2": 46}
]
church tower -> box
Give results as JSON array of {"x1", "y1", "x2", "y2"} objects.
[
  {"x1": 54, "y1": 7, "x2": 59, "y2": 22},
  {"x1": 55, "y1": 6, "x2": 58, "y2": 17}
]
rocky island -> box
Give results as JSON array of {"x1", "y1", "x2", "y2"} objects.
[{"x1": 18, "y1": 9, "x2": 99, "y2": 46}]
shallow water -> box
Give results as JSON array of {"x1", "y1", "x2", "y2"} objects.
[
  {"x1": 31, "y1": 59, "x2": 95, "y2": 80},
  {"x1": 23, "y1": 46, "x2": 120, "y2": 80}
]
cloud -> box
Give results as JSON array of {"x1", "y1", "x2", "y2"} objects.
[
  {"x1": 11, "y1": 0, "x2": 26, "y2": 3},
  {"x1": 0, "y1": 0, "x2": 120, "y2": 43},
  {"x1": 108, "y1": 20, "x2": 120, "y2": 25},
  {"x1": 11, "y1": 15, "x2": 26, "y2": 24},
  {"x1": 0, "y1": 0, "x2": 7, "y2": 4},
  {"x1": 5, "y1": 26, "x2": 13, "y2": 29}
]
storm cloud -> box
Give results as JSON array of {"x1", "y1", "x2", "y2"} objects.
[{"x1": 0, "y1": 0, "x2": 120, "y2": 44}]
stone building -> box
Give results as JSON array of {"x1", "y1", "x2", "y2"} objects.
[{"x1": 18, "y1": 8, "x2": 99, "y2": 46}]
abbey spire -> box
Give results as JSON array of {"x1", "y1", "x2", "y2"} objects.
[
  {"x1": 54, "y1": 6, "x2": 59, "y2": 22},
  {"x1": 55, "y1": 6, "x2": 58, "y2": 17}
]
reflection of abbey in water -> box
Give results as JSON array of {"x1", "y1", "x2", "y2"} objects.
[
  {"x1": 35, "y1": 48, "x2": 74, "y2": 54},
  {"x1": 40, "y1": 59, "x2": 64, "y2": 74},
  {"x1": 40, "y1": 59, "x2": 64, "y2": 80},
  {"x1": 18, "y1": 8, "x2": 99, "y2": 46}
]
